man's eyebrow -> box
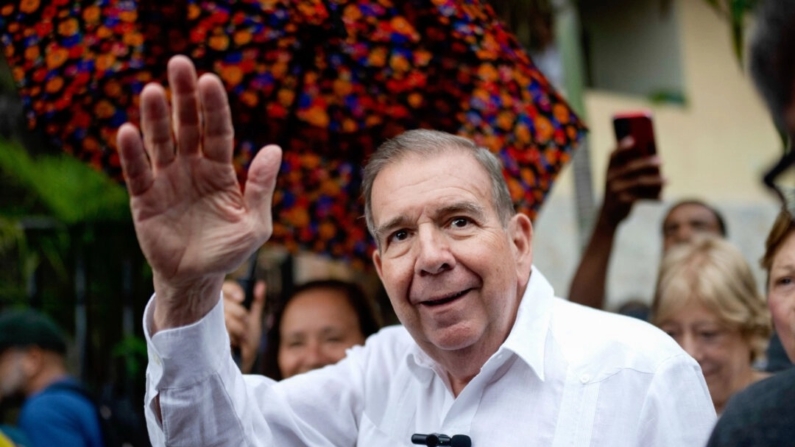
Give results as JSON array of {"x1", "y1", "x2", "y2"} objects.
[
  {"x1": 374, "y1": 215, "x2": 412, "y2": 241},
  {"x1": 436, "y1": 201, "x2": 487, "y2": 219},
  {"x1": 373, "y1": 202, "x2": 487, "y2": 240}
]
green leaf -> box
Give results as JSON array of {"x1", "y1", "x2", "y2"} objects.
[{"x1": 0, "y1": 140, "x2": 130, "y2": 223}]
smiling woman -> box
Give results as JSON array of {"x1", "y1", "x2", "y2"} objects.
[{"x1": 652, "y1": 235, "x2": 772, "y2": 415}]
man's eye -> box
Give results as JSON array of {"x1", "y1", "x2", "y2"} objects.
[
  {"x1": 389, "y1": 230, "x2": 409, "y2": 243},
  {"x1": 451, "y1": 217, "x2": 470, "y2": 228}
]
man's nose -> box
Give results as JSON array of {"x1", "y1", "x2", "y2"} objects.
[{"x1": 415, "y1": 226, "x2": 455, "y2": 275}]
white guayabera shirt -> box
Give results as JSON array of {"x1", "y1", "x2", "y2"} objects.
[{"x1": 143, "y1": 269, "x2": 716, "y2": 446}]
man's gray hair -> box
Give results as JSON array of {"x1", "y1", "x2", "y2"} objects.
[
  {"x1": 362, "y1": 129, "x2": 515, "y2": 242},
  {"x1": 749, "y1": 0, "x2": 795, "y2": 131}
]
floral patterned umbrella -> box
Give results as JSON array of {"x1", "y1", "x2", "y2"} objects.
[{"x1": 0, "y1": 0, "x2": 585, "y2": 267}]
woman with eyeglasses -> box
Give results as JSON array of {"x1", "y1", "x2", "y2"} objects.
[{"x1": 652, "y1": 235, "x2": 772, "y2": 415}]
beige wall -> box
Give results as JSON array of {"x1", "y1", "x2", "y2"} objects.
[
  {"x1": 555, "y1": 0, "x2": 780, "y2": 201},
  {"x1": 534, "y1": 0, "x2": 783, "y2": 308}
]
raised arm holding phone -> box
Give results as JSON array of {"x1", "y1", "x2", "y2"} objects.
[
  {"x1": 123, "y1": 56, "x2": 715, "y2": 446},
  {"x1": 568, "y1": 112, "x2": 665, "y2": 309}
]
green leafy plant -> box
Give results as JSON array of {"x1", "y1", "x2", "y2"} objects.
[{"x1": 0, "y1": 139, "x2": 130, "y2": 223}]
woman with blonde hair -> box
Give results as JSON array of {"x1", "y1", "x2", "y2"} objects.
[{"x1": 653, "y1": 235, "x2": 771, "y2": 414}]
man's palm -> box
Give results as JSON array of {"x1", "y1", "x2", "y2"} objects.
[{"x1": 118, "y1": 55, "x2": 281, "y2": 293}]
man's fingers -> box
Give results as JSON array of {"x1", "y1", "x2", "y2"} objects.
[
  {"x1": 198, "y1": 73, "x2": 234, "y2": 163},
  {"x1": 168, "y1": 55, "x2": 201, "y2": 157},
  {"x1": 245, "y1": 145, "x2": 283, "y2": 237},
  {"x1": 140, "y1": 84, "x2": 176, "y2": 169},
  {"x1": 118, "y1": 123, "x2": 154, "y2": 196}
]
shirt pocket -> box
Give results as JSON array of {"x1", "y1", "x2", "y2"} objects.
[{"x1": 358, "y1": 413, "x2": 410, "y2": 446}]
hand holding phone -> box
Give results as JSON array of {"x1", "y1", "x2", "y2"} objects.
[
  {"x1": 599, "y1": 111, "x2": 664, "y2": 227},
  {"x1": 612, "y1": 111, "x2": 657, "y2": 156}
]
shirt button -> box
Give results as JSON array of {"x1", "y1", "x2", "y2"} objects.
[
  {"x1": 154, "y1": 355, "x2": 162, "y2": 366},
  {"x1": 580, "y1": 374, "x2": 590, "y2": 384}
]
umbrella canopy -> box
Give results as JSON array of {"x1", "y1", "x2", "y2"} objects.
[{"x1": 0, "y1": 0, "x2": 585, "y2": 267}]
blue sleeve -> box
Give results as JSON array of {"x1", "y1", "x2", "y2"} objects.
[{"x1": 18, "y1": 390, "x2": 104, "y2": 447}]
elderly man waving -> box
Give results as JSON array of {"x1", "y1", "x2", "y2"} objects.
[{"x1": 120, "y1": 56, "x2": 715, "y2": 446}]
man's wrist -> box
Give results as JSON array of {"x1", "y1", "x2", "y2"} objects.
[{"x1": 152, "y1": 274, "x2": 224, "y2": 334}]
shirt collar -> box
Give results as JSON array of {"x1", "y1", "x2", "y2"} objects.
[
  {"x1": 501, "y1": 266, "x2": 553, "y2": 382},
  {"x1": 406, "y1": 266, "x2": 554, "y2": 382}
]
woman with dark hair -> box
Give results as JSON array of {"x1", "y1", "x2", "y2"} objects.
[
  {"x1": 262, "y1": 279, "x2": 382, "y2": 380},
  {"x1": 224, "y1": 278, "x2": 381, "y2": 379}
]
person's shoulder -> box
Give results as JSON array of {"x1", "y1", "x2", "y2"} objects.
[
  {"x1": 708, "y1": 369, "x2": 795, "y2": 446},
  {"x1": 724, "y1": 368, "x2": 795, "y2": 414},
  {"x1": 24, "y1": 378, "x2": 96, "y2": 414},
  {"x1": 550, "y1": 299, "x2": 688, "y2": 373}
]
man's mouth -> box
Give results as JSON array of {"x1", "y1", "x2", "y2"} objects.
[{"x1": 421, "y1": 289, "x2": 471, "y2": 307}]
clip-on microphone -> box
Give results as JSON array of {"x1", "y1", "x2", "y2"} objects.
[{"x1": 411, "y1": 433, "x2": 472, "y2": 447}]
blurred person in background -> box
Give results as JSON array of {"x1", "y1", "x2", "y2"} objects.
[
  {"x1": 706, "y1": 0, "x2": 795, "y2": 443},
  {"x1": 0, "y1": 310, "x2": 104, "y2": 447},
  {"x1": 651, "y1": 235, "x2": 771, "y2": 415},
  {"x1": 708, "y1": 210, "x2": 795, "y2": 444},
  {"x1": 567, "y1": 136, "x2": 726, "y2": 310},
  {"x1": 224, "y1": 278, "x2": 381, "y2": 379}
]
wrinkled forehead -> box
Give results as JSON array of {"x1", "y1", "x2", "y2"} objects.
[{"x1": 371, "y1": 149, "x2": 491, "y2": 197}]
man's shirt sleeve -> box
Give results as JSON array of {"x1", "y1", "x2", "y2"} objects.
[{"x1": 143, "y1": 294, "x2": 364, "y2": 446}]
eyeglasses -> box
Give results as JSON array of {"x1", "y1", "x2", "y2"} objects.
[{"x1": 763, "y1": 139, "x2": 795, "y2": 218}]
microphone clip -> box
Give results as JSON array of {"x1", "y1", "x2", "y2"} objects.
[{"x1": 411, "y1": 432, "x2": 471, "y2": 447}]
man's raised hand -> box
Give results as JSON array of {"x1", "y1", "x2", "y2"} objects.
[{"x1": 117, "y1": 55, "x2": 282, "y2": 332}]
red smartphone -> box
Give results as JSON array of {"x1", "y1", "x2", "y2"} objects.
[{"x1": 612, "y1": 111, "x2": 657, "y2": 156}]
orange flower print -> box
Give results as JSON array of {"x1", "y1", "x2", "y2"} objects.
[
  {"x1": 82, "y1": 5, "x2": 100, "y2": 23},
  {"x1": 45, "y1": 76, "x2": 63, "y2": 93},
  {"x1": 390, "y1": 16, "x2": 417, "y2": 39},
  {"x1": 122, "y1": 31, "x2": 144, "y2": 47},
  {"x1": 553, "y1": 103, "x2": 570, "y2": 124},
  {"x1": 95, "y1": 53, "x2": 115, "y2": 72},
  {"x1": 24, "y1": 45, "x2": 40, "y2": 61},
  {"x1": 119, "y1": 10, "x2": 137, "y2": 23},
  {"x1": 209, "y1": 33, "x2": 229, "y2": 51},
  {"x1": 496, "y1": 111, "x2": 514, "y2": 131},
  {"x1": 240, "y1": 91, "x2": 258, "y2": 107},
  {"x1": 94, "y1": 100, "x2": 115, "y2": 119},
  {"x1": 220, "y1": 65, "x2": 243, "y2": 86},
  {"x1": 368, "y1": 47, "x2": 387, "y2": 67},
  {"x1": 45, "y1": 47, "x2": 68, "y2": 69},
  {"x1": 20, "y1": 0, "x2": 40, "y2": 14},
  {"x1": 389, "y1": 53, "x2": 410, "y2": 73},
  {"x1": 408, "y1": 92, "x2": 423, "y2": 108},
  {"x1": 534, "y1": 116, "x2": 553, "y2": 142},
  {"x1": 477, "y1": 63, "x2": 498, "y2": 83},
  {"x1": 57, "y1": 18, "x2": 78, "y2": 36},
  {"x1": 303, "y1": 106, "x2": 329, "y2": 127},
  {"x1": 234, "y1": 30, "x2": 252, "y2": 46}
]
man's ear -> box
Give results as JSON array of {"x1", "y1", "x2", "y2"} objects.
[
  {"x1": 509, "y1": 214, "x2": 533, "y2": 275},
  {"x1": 373, "y1": 248, "x2": 384, "y2": 281}
]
